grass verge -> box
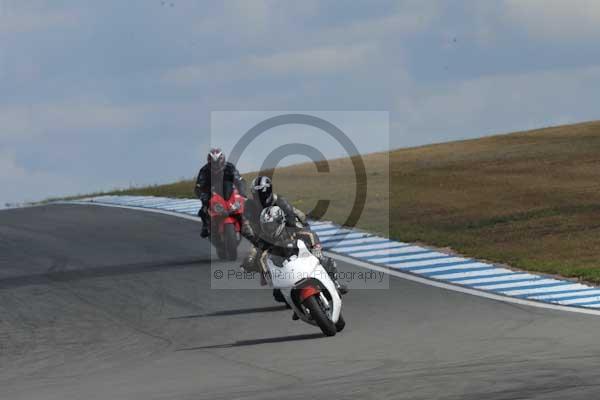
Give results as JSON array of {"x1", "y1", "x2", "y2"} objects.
[{"x1": 58, "y1": 120, "x2": 600, "y2": 284}]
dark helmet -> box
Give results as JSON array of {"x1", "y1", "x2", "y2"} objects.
[
  {"x1": 251, "y1": 175, "x2": 273, "y2": 206},
  {"x1": 260, "y1": 206, "x2": 286, "y2": 241},
  {"x1": 207, "y1": 147, "x2": 225, "y2": 173}
]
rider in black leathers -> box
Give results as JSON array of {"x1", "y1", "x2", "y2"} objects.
[
  {"x1": 247, "y1": 175, "x2": 307, "y2": 228},
  {"x1": 195, "y1": 148, "x2": 254, "y2": 240}
]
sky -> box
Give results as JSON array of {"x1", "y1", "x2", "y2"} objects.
[{"x1": 2, "y1": 0, "x2": 600, "y2": 206}]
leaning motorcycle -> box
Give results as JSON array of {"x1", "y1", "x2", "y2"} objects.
[
  {"x1": 264, "y1": 240, "x2": 345, "y2": 336},
  {"x1": 207, "y1": 187, "x2": 245, "y2": 261}
]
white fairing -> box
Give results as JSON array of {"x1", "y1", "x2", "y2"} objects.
[{"x1": 266, "y1": 240, "x2": 342, "y2": 324}]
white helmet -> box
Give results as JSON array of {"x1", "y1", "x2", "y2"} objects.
[
  {"x1": 207, "y1": 147, "x2": 225, "y2": 173},
  {"x1": 260, "y1": 206, "x2": 286, "y2": 240}
]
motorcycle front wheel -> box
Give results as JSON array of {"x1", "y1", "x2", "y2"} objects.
[
  {"x1": 303, "y1": 295, "x2": 337, "y2": 337},
  {"x1": 223, "y1": 223, "x2": 238, "y2": 261},
  {"x1": 335, "y1": 314, "x2": 346, "y2": 332}
]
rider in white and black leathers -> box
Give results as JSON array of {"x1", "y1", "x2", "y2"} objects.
[
  {"x1": 245, "y1": 204, "x2": 348, "y2": 298},
  {"x1": 243, "y1": 176, "x2": 307, "y2": 273}
]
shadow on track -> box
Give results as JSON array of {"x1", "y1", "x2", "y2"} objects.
[
  {"x1": 0, "y1": 256, "x2": 211, "y2": 290},
  {"x1": 169, "y1": 305, "x2": 289, "y2": 320},
  {"x1": 177, "y1": 333, "x2": 325, "y2": 350}
]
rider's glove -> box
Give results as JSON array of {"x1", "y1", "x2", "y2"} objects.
[
  {"x1": 199, "y1": 192, "x2": 210, "y2": 203},
  {"x1": 311, "y1": 244, "x2": 323, "y2": 260}
]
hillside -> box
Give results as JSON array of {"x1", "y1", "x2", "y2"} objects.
[{"x1": 79, "y1": 121, "x2": 600, "y2": 283}]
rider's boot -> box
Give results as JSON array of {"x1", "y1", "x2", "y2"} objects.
[
  {"x1": 201, "y1": 224, "x2": 210, "y2": 238},
  {"x1": 241, "y1": 248, "x2": 257, "y2": 272},
  {"x1": 199, "y1": 207, "x2": 210, "y2": 238},
  {"x1": 323, "y1": 257, "x2": 348, "y2": 295},
  {"x1": 335, "y1": 280, "x2": 349, "y2": 295},
  {"x1": 273, "y1": 289, "x2": 287, "y2": 304}
]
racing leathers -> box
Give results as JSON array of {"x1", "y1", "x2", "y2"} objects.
[
  {"x1": 265, "y1": 193, "x2": 307, "y2": 228},
  {"x1": 243, "y1": 193, "x2": 307, "y2": 272},
  {"x1": 194, "y1": 162, "x2": 254, "y2": 239},
  {"x1": 242, "y1": 224, "x2": 342, "y2": 293}
]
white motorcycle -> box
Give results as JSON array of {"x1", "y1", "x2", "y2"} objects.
[{"x1": 265, "y1": 240, "x2": 345, "y2": 336}]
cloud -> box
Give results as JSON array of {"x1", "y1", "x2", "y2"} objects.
[
  {"x1": 3, "y1": 0, "x2": 600, "y2": 206},
  {"x1": 191, "y1": 0, "x2": 319, "y2": 43},
  {"x1": 249, "y1": 43, "x2": 376, "y2": 75},
  {"x1": 0, "y1": 102, "x2": 149, "y2": 141},
  {"x1": 0, "y1": 150, "x2": 82, "y2": 206},
  {"x1": 162, "y1": 1, "x2": 438, "y2": 86},
  {"x1": 223, "y1": 0, "x2": 270, "y2": 32},
  {"x1": 0, "y1": 107, "x2": 35, "y2": 139},
  {"x1": 321, "y1": 1, "x2": 441, "y2": 43},
  {"x1": 163, "y1": 42, "x2": 378, "y2": 86},
  {"x1": 503, "y1": 0, "x2": 600, "y2": 39},
  {"x1": 161, "y1": 62, "x2": 238, "y2": 87},
  {"x1": 394, "y1": 64, "x2": 600, "y2": 146},
  {"x1": 37, "y1": 103, "x2": 146, "y2": 132},
  {"x1": 0, "y1": 5, "x2": 80, "y2": 34}
]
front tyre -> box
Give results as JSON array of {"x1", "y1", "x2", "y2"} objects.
[
  {"x1": 223, "y1": 223, "x2": 238, "y2": 261},
  {"x1": 335, "y1": 314, "x2": 346, "y2": 332},
  {"x1": 216, "y1": 246, "x2": 227, "y2": 260},
  {"x1": 303, "y1": 295, "x2": 337, "y2": 337}
]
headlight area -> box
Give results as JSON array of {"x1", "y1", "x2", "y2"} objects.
[{"x1": 212, "y1": 203, "x2": 225, "y2": 214}]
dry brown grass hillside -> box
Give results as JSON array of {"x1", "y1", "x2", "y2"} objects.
[{"x1": 74, "y1": 121, "x2": 600, "y2": 283}]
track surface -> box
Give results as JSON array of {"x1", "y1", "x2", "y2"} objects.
[{"x1": 2, "y1": 204, "x2": 600, "y2": 399}]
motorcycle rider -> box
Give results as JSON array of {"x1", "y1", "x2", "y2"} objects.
[
  {"x1": 195, "y1": 147, "x2": 253, "y2": 240},
  {"x1": 246, "y1": 205, "x2": 348, "y2": 296},
  {"x1": 243, "y1": 175, "x2": 312, "y2": 302},
  {"x1": 249, "y1": 175, "x2": 307, "y2": 228}
]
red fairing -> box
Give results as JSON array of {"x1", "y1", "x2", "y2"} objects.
[
  {"x1": 208, "y1": 189, "x2": 246, "y2": 234},
  {"x1": 299, "y1": 286, "x2": 321, "y2": 303}
]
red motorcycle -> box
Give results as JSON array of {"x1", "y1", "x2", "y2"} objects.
[{"x1": 208, "y1": 186, "x2": 246, "y2": 260}]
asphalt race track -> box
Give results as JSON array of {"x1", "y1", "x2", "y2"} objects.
[{"x1": 2, "y1": 204, "x2": 600, "y2": 399}]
